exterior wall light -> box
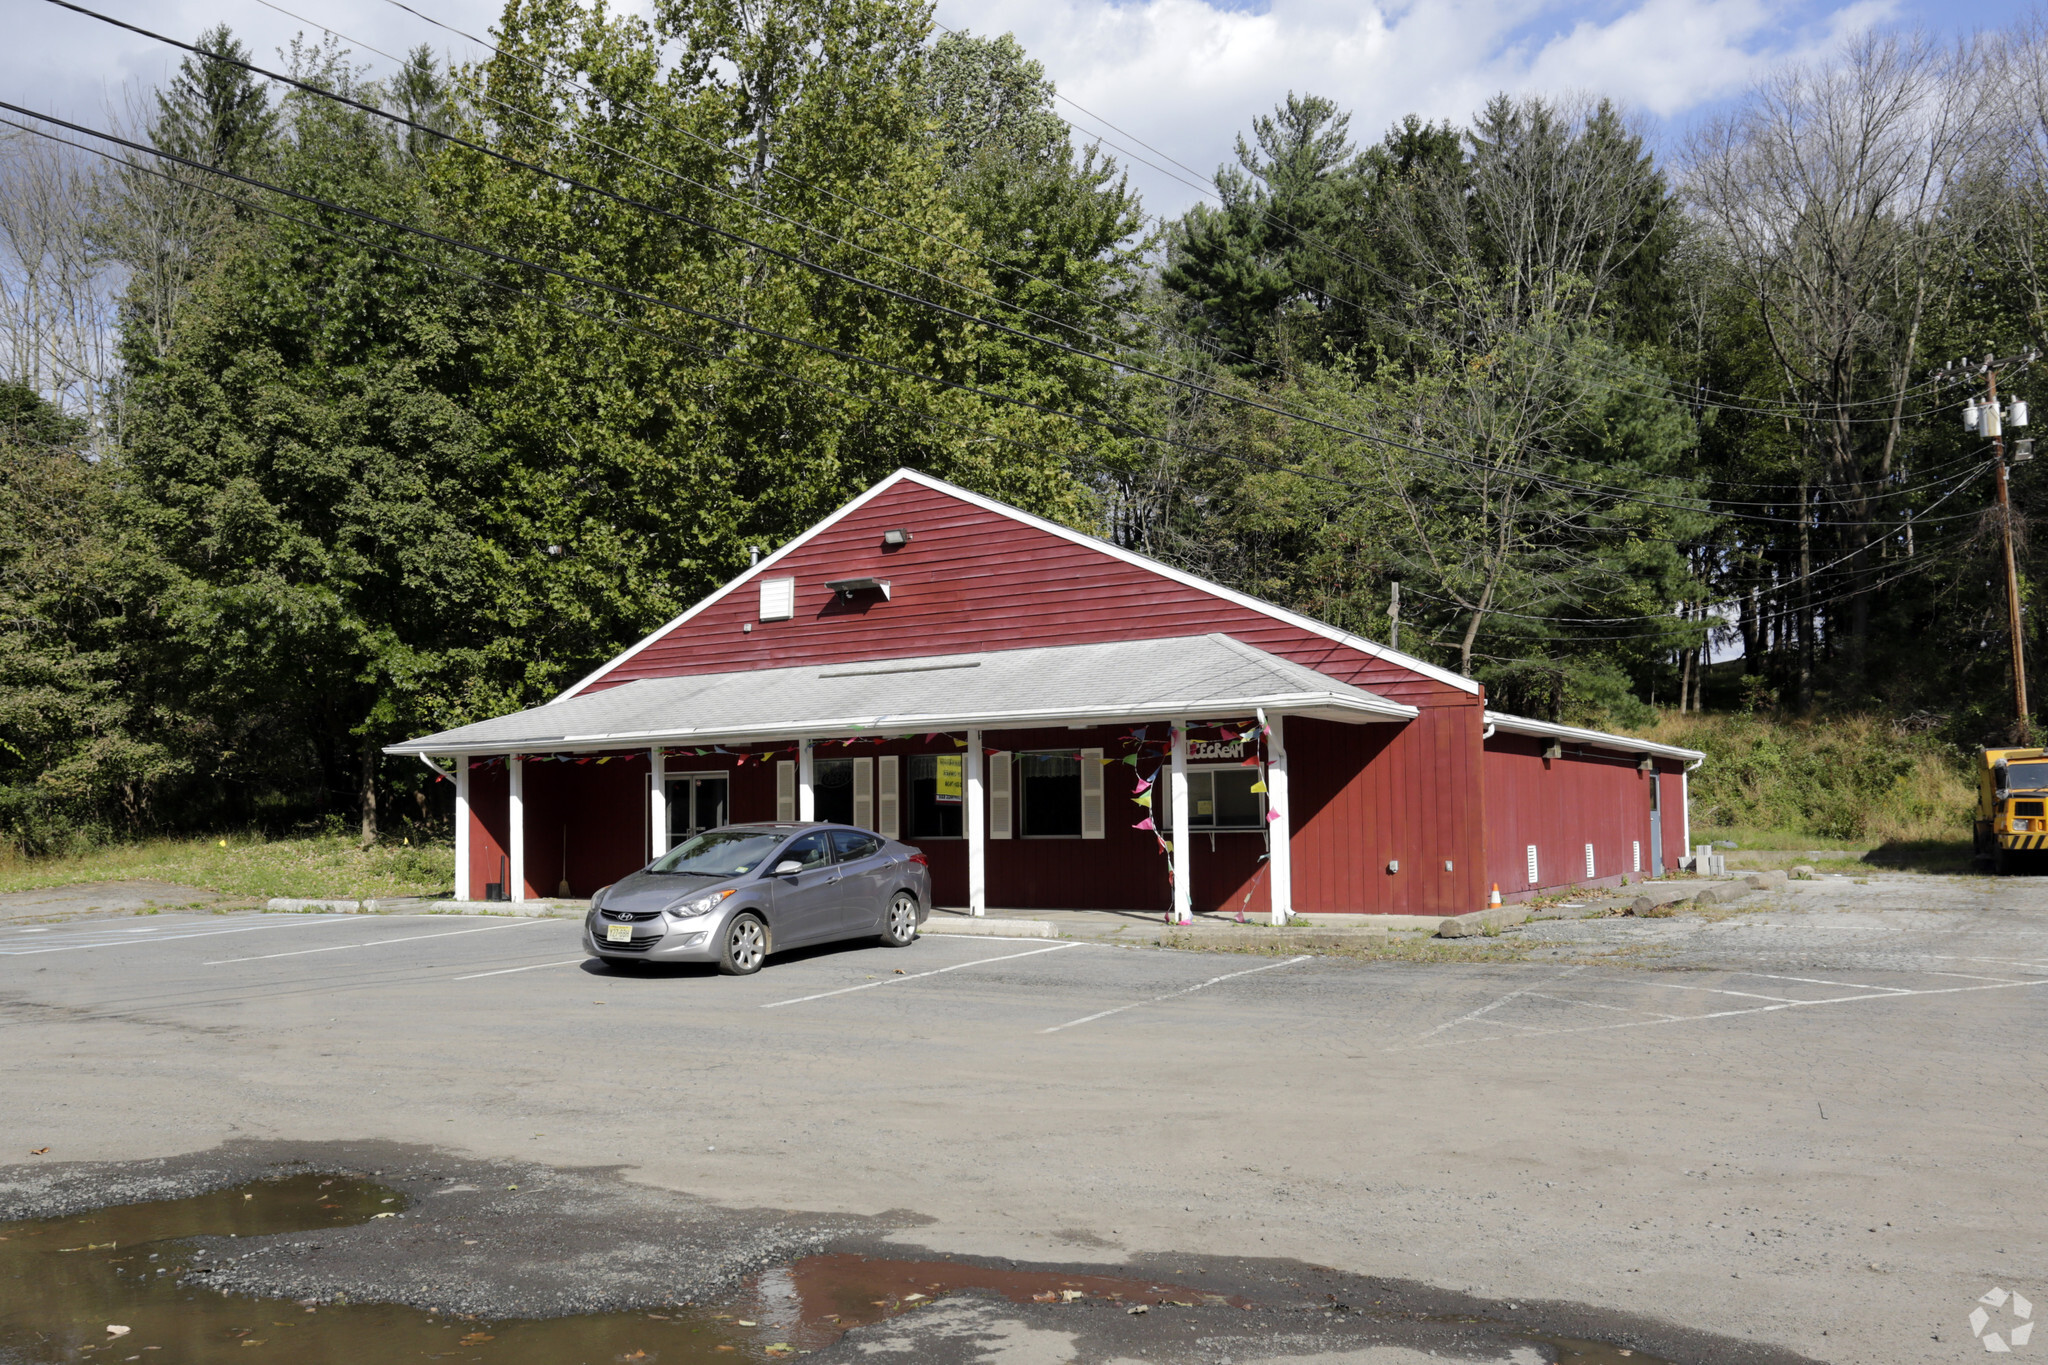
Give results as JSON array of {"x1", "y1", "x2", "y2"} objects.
[{"x1": 882, "y1": 528, "x2": 912, "y2": 547}]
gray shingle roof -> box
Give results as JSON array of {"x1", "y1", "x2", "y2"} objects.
[{"x1": 386, "y1": 633, "x2": 1416, "y2": 755}]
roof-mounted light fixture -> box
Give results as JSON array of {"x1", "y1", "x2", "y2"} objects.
[
  {"x1": 881, "y1": 528, "x2": 912, "y2": 547},
  {"x1": 825, "y1": 576, "x2": 891, "y2": 601}
]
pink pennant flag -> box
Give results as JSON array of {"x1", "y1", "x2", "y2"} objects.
[
  {"x1": 1219, "y1": 728, "x2": 1239, "y2": 741},
  {"x1": 1266, "y1": 809, "x2": 1281, "y2": 822},
  {"x1": 1132, "y1": 816, "x2": 1156, "y2": 831},
  {"x1": 1132, "y1": 773, "x2": 1153, "y2": 794}
]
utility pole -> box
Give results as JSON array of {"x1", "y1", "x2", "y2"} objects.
[{"x1": 1942, "y1": 351, "x2": 2037, "y2": 742}]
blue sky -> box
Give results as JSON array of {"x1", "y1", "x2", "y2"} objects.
[{"x1": 8, "y1": 0, "x2": 2030, "y2": 219}]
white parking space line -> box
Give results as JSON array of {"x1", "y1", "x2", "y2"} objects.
[
  {"x1": 1388, "y1": 975, "x2": 2048, "y2": 1052},
  {"x1": 0, "y1": 917, "x2": 356, "y2": 956},
  {"x1": 1412, "y1": 967, "x2": 1586, "y2": 1041},
  {"x1": 1041, "y1": 954, "x2": 1313, "y2": 1033},
  {"x1": 453, "y1": 957, "x2": 588, "y2": 980},
  {"x1": 1735, "y1": 971, "x2": 1910, "y2": 994},
  {"x1": 762, "y1": 941, "x2": 1086, "y2": 1008},
  {"x1": 1524, "y1": 990, "x2": 1682, "y2": 1021},
  {"x1": 1635, "y1": 981, "x2": 1804, "y2": 1003},
  {"x1": 205, "y1": 919, "x2": 539, "y2": 965}
]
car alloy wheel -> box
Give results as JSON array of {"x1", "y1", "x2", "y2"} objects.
[
  {"x1": 720, "y1": 913, "x2": 768, "y2": 975},
  {"x1": 881, "y1": 891, "x2": 918, "y2": 947}
]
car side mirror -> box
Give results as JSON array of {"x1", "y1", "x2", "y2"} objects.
[{"x1": 774, "y1": 860, "x2": 804, "y2": 876}]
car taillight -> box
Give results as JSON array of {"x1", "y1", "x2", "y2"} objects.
[{"x1": 907, "y1": 853, "x2": 929, "y2": 867}]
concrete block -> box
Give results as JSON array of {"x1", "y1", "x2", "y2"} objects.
[
  {"x1": 1790, "y1": 864, "x2": 1817, "y2": 880},
  {"x1": 422, "y1": 900, "x2": 578, "y2": 918},
  {"x1": 1436, "y1": 906, "x2": 1530, "y2": 938},
  {"x1": 1745, "y1": 869, "x2": 1789, "y2": 891}
]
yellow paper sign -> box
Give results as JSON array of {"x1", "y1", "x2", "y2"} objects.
[{"x1": 935, "y1": 754, "x2": 963, "y2": 804}]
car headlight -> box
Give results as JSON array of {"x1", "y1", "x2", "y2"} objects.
[
  {"x1": 667, "y1": 889, "x2": 736, "y2": 919},
  {"x1": 590, "y1": 885, "x2": 612, "y2": 911}
]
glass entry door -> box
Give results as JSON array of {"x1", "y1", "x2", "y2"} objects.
[{"x1": 666, "y1": 774, "x2": 730, "y2": 849}]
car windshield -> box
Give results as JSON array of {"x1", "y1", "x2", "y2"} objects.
[
  {"x1": 2007, "y1": 761, "x2": 2048, "y2": 791},
  {"x1": 648, "y1": 829, "x2": 783, "y2": 877}
]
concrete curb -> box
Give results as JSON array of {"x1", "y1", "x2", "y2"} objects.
[
  {"x1": 422, "y1": 900, "x2": 583, "y2": 918},
  {"x1": 264, "y1": 898, "x2": 366, "y2": 913},
  {"x1": 921, "y1": 917, "x2": 1055, "y2": 938}
]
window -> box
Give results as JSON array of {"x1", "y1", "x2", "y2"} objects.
[
  {"x1": 813, "y1": 757, "x2": 855, "y2": 824},
  {"x1": 650, "y1": 829, "x2": 782, "y2": 878},
  {"x1": 906, "y1": 754, "x2": 964, "y2": 838},
  {"x1": 829, "y1": 829, "x2": 882, "y2": 861},
  {"x1": 776, "y1": 832, "x2": 831, "y2": 872},
  {"x1": 1018, "y1": 751, "x2": 1082, "y2": 837},
  {"x1": 1159, "y1": 767, "x2": 1266, "y2": 830}
]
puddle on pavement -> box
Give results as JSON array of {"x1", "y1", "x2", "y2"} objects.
[{"x1": 1, "y1": 1178, "x2": 1671, "y2": 1364}]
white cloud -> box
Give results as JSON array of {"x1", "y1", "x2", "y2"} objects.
[{"x1": 935, "y1": 0, "x2": 1905, "y2": 217}]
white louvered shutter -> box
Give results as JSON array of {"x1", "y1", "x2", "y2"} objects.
[
  {"x1": 988, "y1": 751, "x2": 1013, "y2": 839},
  {"x1": 775, "y1": 760, "x2": 796, "y2": 822},
  {"x1": 877, "y1": 756, "x2": 900, "y2": 839},
  {"x1": 1525, "y1": 845, "x2": 1539, "y2": 886},
  {"x1": 853, "y1": 756, "x2": 874, "y2": 831},
  {"x1": 1633, "y1": 840, "x2": 1642, "y2": 873},
  {"x1": 1584, "y1": 844, "x2": 1596, "y2": 879},
  {"x1": 1080, "y1": 748, "x2": 1105, "y2": 839}
]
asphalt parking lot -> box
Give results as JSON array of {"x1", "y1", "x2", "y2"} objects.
[{"x1": 2, "y1": 876, "x2": 2045, "y2": 1363}]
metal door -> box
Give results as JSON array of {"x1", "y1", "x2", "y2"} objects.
[
  {"x1": 766, "y1": 831, "x2": 843, "y2": 946},
  {"x1": 667, "y1": 774, "x2": 730, "y2": 848},
  {"x1": 1649, "y1": 774, "x2": 1664, "y2": 876},
  {"x1": 827, "y1": 828, "x2": 890, "y2": 933}
]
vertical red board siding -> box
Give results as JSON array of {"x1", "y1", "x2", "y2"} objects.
[
  {"x1": 467, "y1": 762, "x2": 509, "y2": 898},
  {"x1": 1286, "y1": 706, "x2": 1486, "y2": 915},
  {"x1": 1482, "y1": 736, "x2": 1666, "y2": 900}
]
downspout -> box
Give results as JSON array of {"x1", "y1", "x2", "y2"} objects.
[
  {"x1": 415, "y1": 753, "x2": 449, "y2": 781},
  {"x1": 1481, "y1": 722, "x2": 1496, "y2": 740}
]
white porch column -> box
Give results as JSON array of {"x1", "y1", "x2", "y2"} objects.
[
  {"x1": 508, "y1": 756, "x2": 526, "y2": 903},
  {"x1": 965, "y1": 730, "x2": 986, "y2": 916},
  {"x1": 453, "y1": 758, "x2": 471, "y2": 902},
  {"x1": 648, "y1": 746, "x2": 667, "y2": 860},
  {"x1": 1169, "y1": 720, "x2": 1192, "y2": 924},
  {"x1": 1266, "y1": 714, "x2": 1292, "y2": 926},
  {"x1": 797, "y1": 739, "x2": 816, "y2": 821}
]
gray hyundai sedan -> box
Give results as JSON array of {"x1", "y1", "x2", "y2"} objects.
[{"x1": 582, "y1": 823, "x2": 932, "y2": 975}]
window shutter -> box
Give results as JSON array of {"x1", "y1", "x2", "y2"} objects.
[
  {"x1": 1080, "y1": 748, "x2": 1105, "y2": 839},
  {"x1": 1632, "y1": 840, "x2": 1642, "y2": 873},
  {"x1": 988, "y1": 751, "x2": 1012, "y2": 839},
  {"x1": 853, "y1": 756, "x2": 874, "y2": 830},
  {"x1": 1525, "y1": 844, "x2": 1539, "y2": 886},
  {"x1": 877, "y1": 756, "x2": 900, "y2": 839},
  {"x1": 776, "y1": 760, "x2": 796, "y2": 822},
  {"x1": 1584, "y1": 843, "x2": 1596, "y2": 879}
]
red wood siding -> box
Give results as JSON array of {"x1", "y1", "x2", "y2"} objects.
[
  {"x1": 467, "y1": 762, "x2": 509, "y2": 899},
  {"x1": 581, "y1": 479, "x2": 1466, "y2": 709},
  {"x1": 1658, "y1": 758, "x2": 1689, "y2": 870},
  {"x1": 1483, "y1": 736, "x2": 1668, "y2": 901}
]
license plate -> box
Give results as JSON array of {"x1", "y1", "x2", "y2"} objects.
[{"x1": 605, "y1": 923, "x2": 633, "y2": 943}]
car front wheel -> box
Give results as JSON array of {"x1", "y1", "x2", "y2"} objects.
[
  {"x1": 879, "y1": 891, "x2": 918, "y2": 948},
  {"x1": 719, "y1": 913, "x2": 769, "y2": 975}
]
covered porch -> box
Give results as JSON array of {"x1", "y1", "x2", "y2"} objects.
[{"x1": 389, "y1": 634, "x2": 1416, "y2": 925}]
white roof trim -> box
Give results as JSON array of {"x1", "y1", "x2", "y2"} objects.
[
  {"x1": 1484, "y1": 711, "x2": 1704, "y2": 762},
  {"x1": 553, "y1": 468, "x2": 1481, "y2": 704},
  {"x1": 390, "y1": 694, "x2": 1414, "y2": 757}
]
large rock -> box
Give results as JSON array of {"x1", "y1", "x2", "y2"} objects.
[{"x1": 1745, "y1": 869, "x2": 1789, "y2": 891}]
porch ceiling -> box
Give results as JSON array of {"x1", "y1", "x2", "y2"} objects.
[{"x1": 384, "y1": 633, "x2": 1417, "y2": 757}]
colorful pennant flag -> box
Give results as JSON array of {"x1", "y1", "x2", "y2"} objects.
[{"x1": 1132, "y1": 816, "x2": 1156, "y2": 831}]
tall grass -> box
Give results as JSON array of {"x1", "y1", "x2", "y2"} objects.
[
  {"x1": 1637, "y1": 712, "x2": 1973, "y2": 846},
  {"x1": 0, "y1": 832, "x2": 454, "y2": 900}
]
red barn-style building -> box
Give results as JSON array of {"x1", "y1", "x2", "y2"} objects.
[{"x1": 390, "y1": 471, "x2": 1701, "y2": 920}]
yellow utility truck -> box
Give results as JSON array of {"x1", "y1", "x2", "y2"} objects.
[{"x1": 1975, "y1": 747, "x2": 2048, "y2": 872}]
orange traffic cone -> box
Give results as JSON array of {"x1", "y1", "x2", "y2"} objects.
[{"x1": 1488, "y1": 883, "x2": 1502, "y2": 907}]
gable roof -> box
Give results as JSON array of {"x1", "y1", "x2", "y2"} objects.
[
  {"x1": 390, "y1": 633, "x2": 1417, "y2": 756},
  {"x1": 555, "y1": 468, "x2": 1480, "y2": 704}
]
